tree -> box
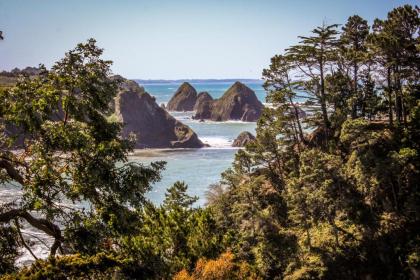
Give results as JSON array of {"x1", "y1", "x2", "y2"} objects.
[
  {"x1": 262, "y1": 54, "x2": 305, "y2": 143},
  {"x1": 122, "y1": 181, "x2": 223, "y2": 279},
  {"x1": 0, "y1": 223, "x2": 19, "y2": 274},
  {"x1": 0, "y1": 39, "x2": 164, "y2": 262},
  {"x1": 287, "y1": 23, "x2": 340, "y2": 129},
  {"x1": 340, "y1": 15, "x2": 370, "y2": 118},
  {"x1": 371, "y1": 5, "x2": 420, "y2": 126},
  {"x1": 213, "y1": 5, "x2": 419, "y2": 279}
]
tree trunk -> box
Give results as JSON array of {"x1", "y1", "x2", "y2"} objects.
[
  {"x1": 289, "y1": 96, "x2": 305, "y2": 143},
  {"x1": 387, "y1": 67, "x2": 393, "y2": 126},
  {"x1": 319, "y1": 58, "x2": 330, "y2": 128},
  {"x1": 351, "y1": 62, "x2": 358, "y2": 119},
  {"x1": 394, "y1": 67, "x2": 403, "y2": 125}
]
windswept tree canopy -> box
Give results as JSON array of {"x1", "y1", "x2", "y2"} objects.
[{"x1": 0, "y1": 39, "x2": 164, "y2": 263}]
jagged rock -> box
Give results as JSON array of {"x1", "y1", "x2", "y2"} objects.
[
  {"x1": 194, "y1": 92, "x2": 213, "y2": 111},
  {"x1": 193, "y1": 81, "x2": 263, "y2": 122},
  {"x1": 232, "y1": 131, "x2": 256, "y2": 147},
  {"x1": 115, "y1": 79, "x2": 205, "y2": 148},
  {"x1": 167, "y1": 82, "x2": 197, "y2": 111}
]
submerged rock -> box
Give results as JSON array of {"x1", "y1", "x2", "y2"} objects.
[
  {"x1": 232, "y1": 131, "x2": 256, "y2": 147},
  {"x1": 167, "y1": 82, "x2": 197, "y2": 111},
  {"x1": 115, "y1": 79, "x2": 205, "y2": 148},
  {"x1": 193, "y1": 81, "x2": 263, "y2": 122}
]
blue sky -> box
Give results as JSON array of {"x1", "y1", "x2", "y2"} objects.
[{"x1": 0, "y1": 0, "x2": 417, "y2": 79}]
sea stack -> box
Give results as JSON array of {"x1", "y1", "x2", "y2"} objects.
[
  {"x1": 193, "y1": 81, "x2": 263, "y2": 122},
  {"x1": 232, "y1": 131, "x2": 256, "y2": 147},
  {"x1": 167, "y1": 82, "x2": 197, "y2": 111},
  {"x1": 194, "y1": 92, "x2": 213, "y2": 111},
  {"x1": 115, "y1": 79, "x2": 205, "y2": 148}
]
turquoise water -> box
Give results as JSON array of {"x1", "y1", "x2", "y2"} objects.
[{"x1": 133, "y1": 80, "x2": 263, "y2": 205}]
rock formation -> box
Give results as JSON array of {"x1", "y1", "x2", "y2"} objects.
[
  {"x1": 193, "y1": 81, "x2": 263, "y2": 122},
  {"x1": 232, "y1": 131, "x2": 256, "y2": 147},
  {"x1": 167, "y1": 82, "x2": 197, "y2": 111},
  {"x1": 115, "y1": 79, "x2": 205, "y2": 148},
  {"x1": 193, "y1": 92, "x2": 213, "y2": 111}
]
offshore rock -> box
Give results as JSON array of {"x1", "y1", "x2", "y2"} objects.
[
  {"x1": 167, "y1": 82, "x2": 197, "y2": 111},
  {"x1": 115, "y1": 79, "x2": 205, "y2": 148},
  {"x1": 232, "y1": 131, "x2": 256, "y2": 147},
  {"x1": 194, "y1": 81, "x2": 263, "y2": 122},
  {"x1": 193, "y1": 91, "x2": 213, "y2": 111}
]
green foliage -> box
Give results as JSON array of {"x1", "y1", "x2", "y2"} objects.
[
  {"x1": 0, "y1": 39, "x2": 164, "y2": 273},
  {"x1": 121, "y1": 182, "x2": 223, "y2": 279},
  {"x1": 207, "y1": 5, "x2": 420, "y2": 279},
  {"x1": 0, "y1": 225, "x2": 20, "y2": 274},
  {"x1": 1, "y1": 253, "x2": 130, "y2": 280}
]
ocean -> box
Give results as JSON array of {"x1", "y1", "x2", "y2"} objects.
[{"x1": 133, "y1": 80, "x2": 264, "y2": 205}]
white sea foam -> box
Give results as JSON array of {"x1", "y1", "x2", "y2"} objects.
[
  {"x1": 200, "y1": 136, "x2": 233, "y2": 148},
  {"x1": 16, "y1": 228, "x2": 53, "y2": 267},
  {"x1": 168, "y1": 111, "x2": 261, "y2": 125},
  {"x1": 192, "y1": 120, "x2": 256, "y2": 125}
]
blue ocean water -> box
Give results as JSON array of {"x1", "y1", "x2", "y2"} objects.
[{"x1": 131, "y1": 80, "x2": 264, "y2": 205}]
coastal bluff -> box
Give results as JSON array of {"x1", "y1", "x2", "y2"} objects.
[
  {"x1": 115, "y1": 79, "x2": 205, "y2": 148},
  {"x1": 193, "y1": 81, "x2": 263, "y2": 122}
]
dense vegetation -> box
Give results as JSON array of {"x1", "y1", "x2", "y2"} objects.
[{"x1": 0, "y1": 4, "x2": 419, "y2": 279}]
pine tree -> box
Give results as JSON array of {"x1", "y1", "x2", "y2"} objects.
[
  {"x1": 340, "y1": 15, "x2": 370, "y2": 118},
  {"x1": 287, "y1": 23, "x2": 340, "y2": 129}
]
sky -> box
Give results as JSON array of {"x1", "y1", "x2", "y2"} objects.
[{"x1": 0, "y1": 0, "x2": 418, "y2": 79}]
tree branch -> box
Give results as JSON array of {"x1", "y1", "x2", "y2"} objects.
[
  {"x1": 14, "y1": 218, "x2": 39, "y2": 260},
  {"x1": 0, "y1": 159, "x2": 24, "y2": 185},
  {"x1": 0, "y1": 209, "x2": 62, "y2": 256}
]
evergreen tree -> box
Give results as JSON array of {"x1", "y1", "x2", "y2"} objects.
[
  {"x1": 371, "y1": 5, "x2": 420, "y2": 126},
  {"x1": 340, "y1": 15, "x2": 370, "y2": 118},
  {"x1": 287, "y1": 23, "x2": 340, "y2": 129}
]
